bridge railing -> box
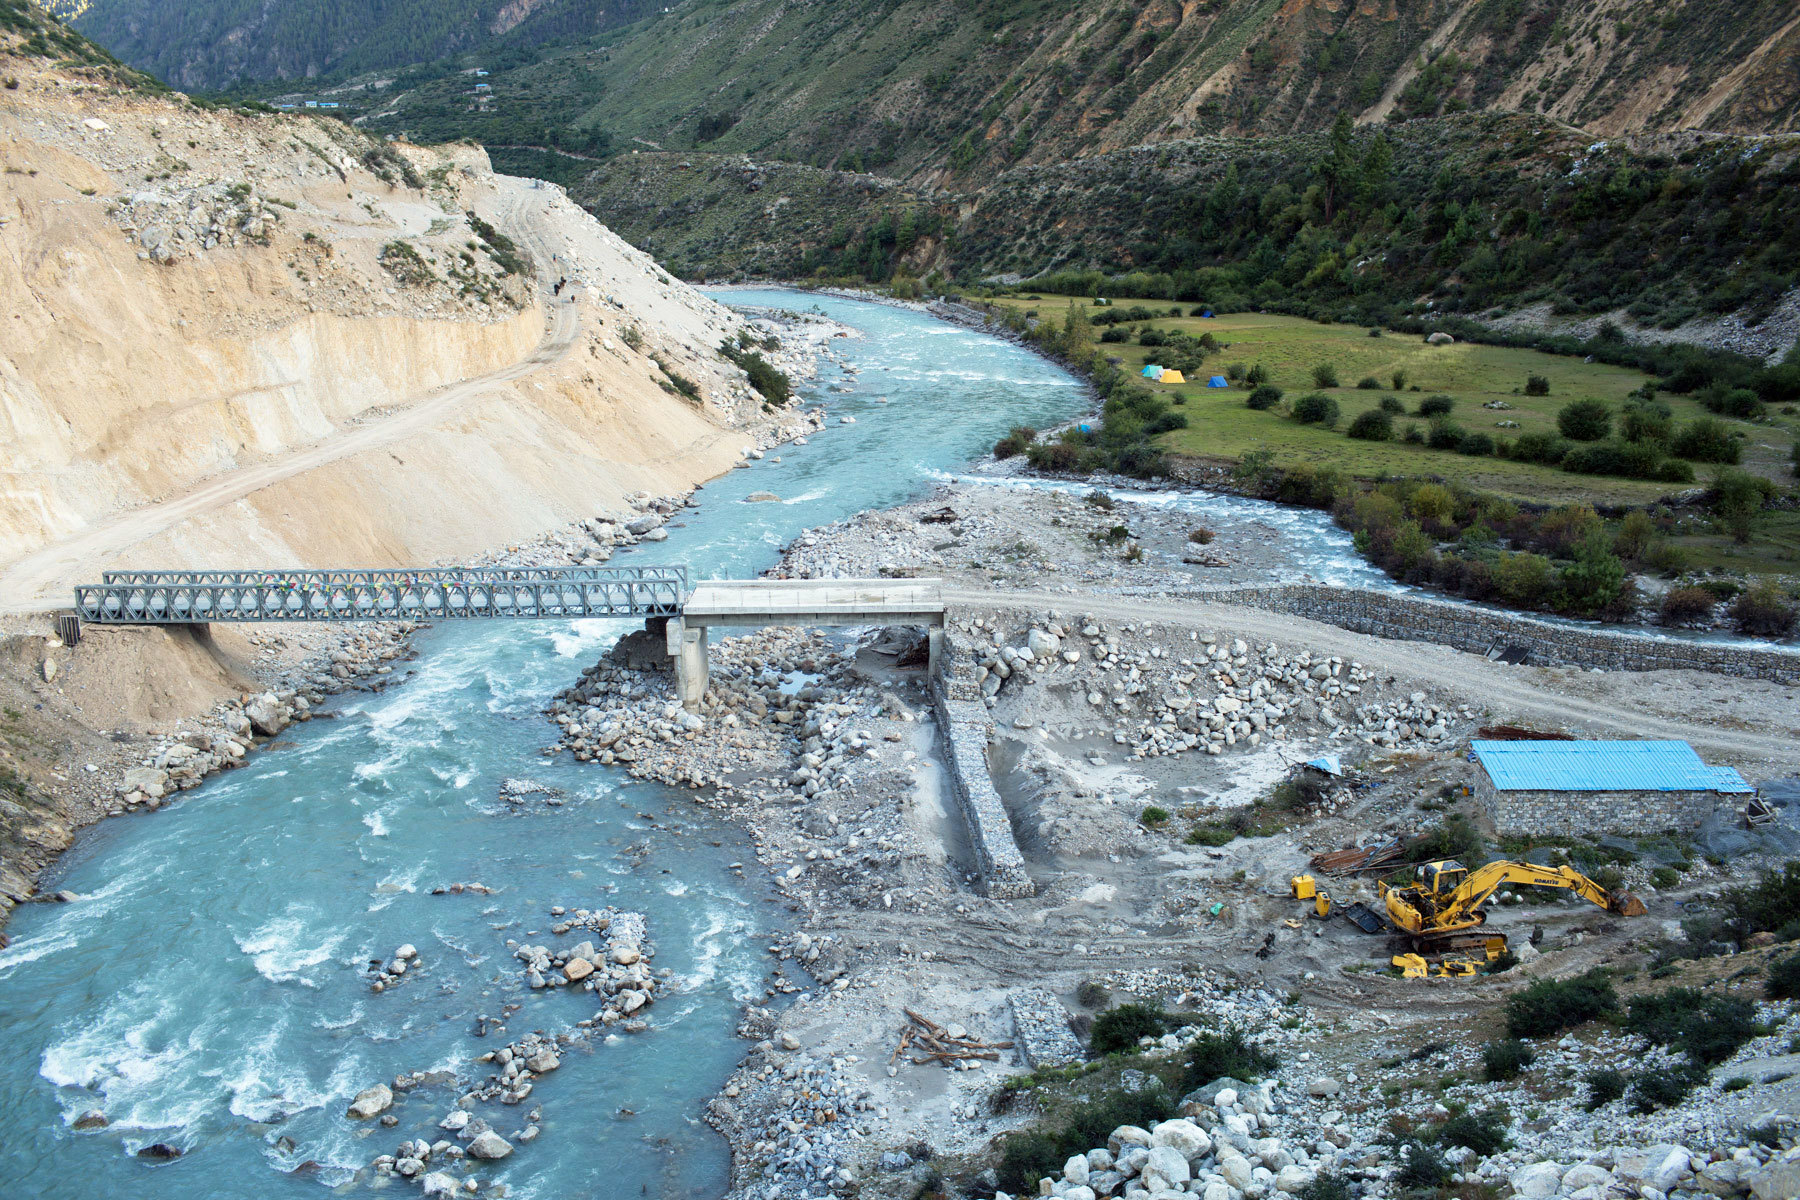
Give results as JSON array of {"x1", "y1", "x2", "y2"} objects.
[{"x1": 75, "y1": 565, "x2": 690, "y2": 623}]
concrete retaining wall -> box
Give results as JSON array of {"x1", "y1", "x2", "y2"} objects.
[
  {"x1": 1474, "y1": 774, "x2": 1727, "y2": 837},
  {"x1": 929, "y1": 632, "x2": 1035, "y2": 900},
  {"x1": 1211, "y1": 585, "x2": 1800, "y2": 683}
]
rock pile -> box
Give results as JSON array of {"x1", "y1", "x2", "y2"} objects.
[
  {"x1": 953, "y1": 613, "x2": 1467, "y2": 764},
  {"x1": 367, "y1": 942, "x2": 421, "y2": 993},
  {"x1": 507, "y1": 906, "x2": 660, "y2": 1029}
]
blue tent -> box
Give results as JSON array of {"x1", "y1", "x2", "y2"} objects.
[
  {"x1": 1200, "y1": 309, "x2": 1215, "y2": 318},
  {"x1": 1140, "y1": 365, "x2": 1164, "y2": 379},
  {"x1": 1207, "y1": 375, "x2": 1228, "y2": 388}
]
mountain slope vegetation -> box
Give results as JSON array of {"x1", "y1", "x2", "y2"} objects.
[{"x1": 39, "y1": 0, "x2": 661, "y2": 91}]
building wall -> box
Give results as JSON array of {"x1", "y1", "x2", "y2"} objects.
[
  {"x1": 1474, "y1": 772, "x2": 1728, "y2": 836},
  {"x1": 1216, "y1": 585, "x2": 1798, "y2": 683}
]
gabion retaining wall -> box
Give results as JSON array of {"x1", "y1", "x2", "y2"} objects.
[
  {"x1": 1212, "y1": 585, "x2": 1800, "y2": 683},
  {"x1": 930, "y1": 633, "x2": 1036, "y2": 900}
]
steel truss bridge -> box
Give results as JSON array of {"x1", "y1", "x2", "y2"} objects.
[{"x1": 73, "y1": 567, "x2": 689, "y2": 624}]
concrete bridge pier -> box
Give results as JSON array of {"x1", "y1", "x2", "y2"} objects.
[{"x1": 666, "y1": 617, "x2": 710, "y2": 709}]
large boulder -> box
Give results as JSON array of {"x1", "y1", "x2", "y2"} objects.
[
  {"x1": 121, "y1": 767, "x2": 169, "y2": 800},
  {"x1": 346, "y1": 1084, "x2": 392, "y2": 1119},
  {"x1": 1749, "y1": 1156, "x2": 1800, "y2": 1200},
  {"x1": 1509, "y1": 1161, "x2": 1564, "y2": 1199},
  {"x1": 244, "y1": 694, "x2": 289, "y2": 737},
  {"x1": 1142, "y1": 1145, "x2": 1191, "y2": 1189},
  {"x1": 466, "y1": 1131, "x2": 513, "y2": 1160},
  {"x1": 1149, "y1": 1119, "x2": 1211, "y2": 1160},
  {"x1": 420, "y1": 1173, "x2": 460, "y2": 1198}
]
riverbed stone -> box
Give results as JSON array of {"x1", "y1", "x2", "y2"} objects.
[
  {"x1": 466, "y1": 1131, "x2": 513, "y2": 1160},
  {"x1": 347, "y1": 1084, "x2": 393, "y2": 1119}
]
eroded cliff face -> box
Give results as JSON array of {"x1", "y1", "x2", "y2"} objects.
[{"x1": 0, "y1": 46, "x2": 788, "y2": 609}]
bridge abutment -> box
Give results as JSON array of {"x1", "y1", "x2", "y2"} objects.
[{"x1": 666, "y1": 618, "x2": 710, "y2": 709}]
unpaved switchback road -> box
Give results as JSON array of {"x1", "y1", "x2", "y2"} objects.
[
  {"x1": 0, "y1": 183, "x2": 579, "y2": 615},
  {"x1": 945, "y1": 586, "x2": 1800, "y2": 763}
]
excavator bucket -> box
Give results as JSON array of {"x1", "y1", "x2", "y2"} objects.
[
  {"x1": 1392, "y1": 953, "x2": 1428, "y2": 979},
  {"x1": 1608, "y1": 891, "x2": 1647, "y2": 917}
]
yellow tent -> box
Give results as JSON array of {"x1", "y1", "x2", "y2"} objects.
[{"x1": 1160, "y1": 369, "x2": 1186, "y2": 384}]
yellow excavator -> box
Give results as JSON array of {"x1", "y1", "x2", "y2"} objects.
[{"x1": 1381, "y1": 859, "x2": 1646, "y2": 954}]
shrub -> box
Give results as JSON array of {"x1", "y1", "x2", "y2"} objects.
[
  {"x1": 1245, "y1": 363, "x2": 1270, "y2": 386},
  {"x1": 1392, "y1": 369, "x2": 1408, "y2": 390},
  {"x1": 1140, "y1": 806, "x2": 1170, "y2": 826},
  {"x1": 1673, "y1": 416, "x2": 1742, "y2": 464},
  {"x1": 1458, "y1": 432, "x2": 1496, "y2": 457},
  {"x1": 1090, "y1": 1003, "x2": 1167, "y2": 1055},
  {"x1": 1481, "y1": 1038, "x2": 1535, "y2": 1081},
  {"x1": 1583, "y1": 1068, "x2": 1627, "y2": 1110},
  {"x1": 996, "y1": 1086, "x2": 1174, "y2": 1192},
  {"x1": 1379, "y1": 395, "x2": 1405, "y2": 414},
  {"x1": 1561, "y1": 440, "x2": 1632, "y2": 477},
  {"x1": 1622, "y1": 398, "x2": 1673, "y2": 444},
  {"x1": 1347, "y1": 409, "x2": 1394, "y2": 441},
  {"x1": 1720, "y1": 861, "x2": 1800, "y2": 936},
  {"x1": 1627, "y1": 988, "x2": 1759, "y2": 1065},
  {"x1": 1525, "y1": 374, "x2": 1550, "y2": 396},
  {"x1": 1417, "y1": 394, "x2": 1455, "y2": 417},
  {"x1": 1292, "y1": 392, "x2": 1340, "y2": 427},
  {"x1": 1630, "y1": 1064, "x2": 1708, "y2": 1113},
  {"x1": 1138, "y1": 328, "x2": 1167, "y2": 347},
  {"x1": 1426, "y1": 418, "x2": 1465, "y2": 450},
  {"x1": 1182, "y1": 1026, "x2": 1280, "y2": 1087},
  {"x1": 1437, "y1": 1110, "x2": 1509, "y2": 1155},
  {"x1": 1312, "y1": 364, "x2": 1340, "y2": 388},
  {"x1": 1188, "y1": 527, "x2": 1216, "y2": 545},
  {"x1": 993, "y1": 425, "x2": 1036, "y2": 459},
  {"x1": 1297, "y1": 1173, "x2": 1352, "y2": 1200},
  {"x1": 1768, "y1": 953, "x2": 1800, "y2": 1000},
  {"x1": 1395, "y1": 1141, "x2": 1449, "y2": 1190},
  {"x1": 1731, "y1": 583, "x2": 1797, "y2": 636},
  {"x1": 1660, "y1": 587, "x2": 1715, "y2": 624},
  {"x1": 1406, "y1": 813, "x2": 1482, "y2": 862},
  {"x1": 1505, "y1": 970, "x2": 1618, "y2": 1038},
  {"x1": 1356, "y1": 376, "x2": 1381, "y2": 389},
  {"x1": 1715, "y1": 470, "x2": 1775, "y2": 543},
  {"x1": 1247, "y1": 385, "x2": 1283, "y2": 410},
  {"x1": 1495, "y1": 551, "x2": 1555, "y2": 607},
  {"x1": 1704, "y1": 387, "x2": 1766, "y2": 418},
  {"x1": 1099, "y1": 328, "x2": 1129, "y2": 343},
  {"x1": 1402, "y1": 423, "x2": 1425, "y2": 444},
  {"x1": 1076, "y1": 980, "x2": 1109, "y2": 1008},
  {"x1": 1558, "y1": 398, "x2": 1612, "y2": 441},
  {"x1": 1511, "y1": 430, "x2": 1568, "y2": 465}
]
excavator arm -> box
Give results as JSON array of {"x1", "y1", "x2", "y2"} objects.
[
  {"x1": 1436, "y1": 862, "x2": 1640, "y2": 927},
  {"x1": 1385, "y1": 859, "x2": 1645, "y2": 938}
]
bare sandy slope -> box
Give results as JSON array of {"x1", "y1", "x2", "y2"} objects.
[{"x1": 0, "y1": 53, "x2": 784, "y2": 614}]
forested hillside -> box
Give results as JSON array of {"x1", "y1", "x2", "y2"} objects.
[{"x1": 40, "y1": 0, "x2": 659, "y2": 91}]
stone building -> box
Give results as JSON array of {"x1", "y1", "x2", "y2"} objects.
[{"x1": 1471, "y1": 739, "x2": 1754, "y2": 837}]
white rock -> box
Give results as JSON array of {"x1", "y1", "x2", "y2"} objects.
[
  {"x1": 1063, "y1": 1155, "x2": 1090, "y2": 1185},
  {"x1": 1143, "y1": 1145, "x2": 1191, "y2": 1188},
  {"x1": 1510, "y1": 1161, "x2": 1564, "y2": 1199},
  {"x1": 346, "y1": 1084, "x2": 393, "y2": 1119},
  {"x1": 466, "y1": 1131, "x2": 513, "y2": 1160},
  {"x1": 1149, "y1": 1119, "x2": 1211, "y2": 1160}
]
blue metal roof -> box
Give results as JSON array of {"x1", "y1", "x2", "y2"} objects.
[{"x1": 1471, "y1": 740, "x2": 1754, "y2": 794}]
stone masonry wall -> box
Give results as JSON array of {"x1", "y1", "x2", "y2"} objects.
[
  {"x1": 929, "y1": 632, "x2": 1036, "y2": 900},
  {"x1": 1475, "y1": 774, "x2": 1728, "y2": 837},
  {"x1": 1213, "y1": 585, "x2": 1800, "y2": 683}
]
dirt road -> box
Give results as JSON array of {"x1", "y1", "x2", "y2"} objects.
[
  {"x1": 946, "y1": 586, "x2": 1799, "y2": 762},
  {"x1": 0, "y1": 181, "x2": 580, "y2": 615}
]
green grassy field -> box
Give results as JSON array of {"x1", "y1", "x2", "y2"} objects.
[
  {"x1": 992, "y1": 297, "x2": 1800, "y2": 575},
  {"x1": 997, "y1": 298, "x2": 1792, "y2": 504}
]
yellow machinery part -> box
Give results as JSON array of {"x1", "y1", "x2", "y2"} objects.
[
  {"x1": 1291, "y1": 874, "x2": 1317, "y2": 901},
  {"x1": 1392, "y1": 953, "x2": 1428, "y2": 978},
  {"x1": 1314, "y1": 893, "x2": 1332, "y2": 918}
]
